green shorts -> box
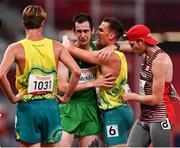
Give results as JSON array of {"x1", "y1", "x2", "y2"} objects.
[
  {"x1": 102, "y1": 104, "x2": 134, "y2": 146},
  {"x1": 15, "y1": 99, "x2": 62, "y2": 144},
  {"x1": 59, "y1": 102, "x2": 102, "y2": 136}
]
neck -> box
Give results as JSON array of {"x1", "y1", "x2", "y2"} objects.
[
  {"x1": 105, "y1": 39, "x2": 116, "y2": 47},
  {"x1": 146, "y1": 45, "x2": 159, "y2": 57},
  {"x1": 107, "y1": 40, "x2": 116, "y2": 46},
  {"x1": 25, "y1": 28, "x2": 44, "y2": 41},
  {"x1": 75, "y1": 42, "x2": 90, "y2": 51},
  {"x1": 98, "y1": 40, "x2": 116, "y2": 50}
]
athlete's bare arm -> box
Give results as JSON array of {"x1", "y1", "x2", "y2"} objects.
[
  {"x1": 67, "y1": 46, "x2": 99, "y2": 65},
  {"x1": 124, "y1": 53, "x2": 171, "y2": 106},
  {"x1": 0, "y1": 43, "x2": 22, "y2": 103},
  {"x1": 53, "y1": 41, "x2": 81, "y2": 103},
  {"x1": 96, "y1": 41, "x2": 132, "y2": 62},
  {"x1": 62, "y1": 36, "x2": 100, "y2": 65},
  {"x1": 62, "y1": 37, "x2": 121, "y2": 78},
  {"x1": 57, "y1": 61, "x2": 115, "y2": 94}
]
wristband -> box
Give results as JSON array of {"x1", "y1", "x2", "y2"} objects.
[{"x1": 114, "y1": 42, "x2": 120, "y2": 51}]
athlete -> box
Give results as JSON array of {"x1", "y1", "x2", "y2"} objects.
[
  {"x1": 0, "y1": 5, "x2": 80, "y2": 147},
  {"x1": 63, "y1": 17, "x2": 134, "y2": 147},
  {"x1": 124, "y1": 24, "x2": 175, "y2": 147},
  {"x1": 57, "y1": 13, "x2": 115, "y2": 147}
]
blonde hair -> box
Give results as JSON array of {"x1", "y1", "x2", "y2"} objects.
[{"x1": 22, "y1": 5, "x2": 47, "y2": 29}]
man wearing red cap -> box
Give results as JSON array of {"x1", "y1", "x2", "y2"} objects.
[{"x1": 124, "y1": 24, "x2": 175, "y2": 147}]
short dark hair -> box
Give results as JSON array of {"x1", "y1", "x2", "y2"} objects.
[
  {"x1": 22, "y1": 5, "x2": 47, "y2": 29},
  {"x1": 102, "y1": 17, "x2": 124, "y2": 41},
  {"x1": 72, "y1": 13, "x2": 93, "y2": 31}
]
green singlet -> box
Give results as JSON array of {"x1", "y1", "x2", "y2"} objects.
[{"x1": 59, "y1": 42, "x2": 102, "y2": 136}]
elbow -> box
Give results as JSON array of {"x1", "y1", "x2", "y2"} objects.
[
  {"x1": 150, "y1": 98, "x2": 162, "y2": 106},
  {"x1": 154, "y1": 94, "x2": 163, "y2": 105},
  {"x1": 62, "y1": 96, "x2": 70, "y2": 103},
  {"x1": 0, "y1": 72, "x2": 5, "y2": 81},
  {"x1": 9, "y1": 98, "x2": 18, "y2": 104},
  {"x1": 154, "y1": 100, "x2": 162, "y2": 106},
  {"x1": 58, "y1": 86, "x2": 66, "y2": 94},
  {"x1": 64, "y1": 99, "x2": 70, "y2": 103},
  {"x1": 74, "y1": 68, "x2": 81, "y2": 78},
  {"x1": 11, "y1": 100, "x2": 18, "y2": 104}
]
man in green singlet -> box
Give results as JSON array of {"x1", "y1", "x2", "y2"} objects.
[
  {"x1": 0, "y1": 5, "x2": 80, "y2": 147},
  {"x1": 57, "y1": 13, "x2": 116, "y2": 147}
]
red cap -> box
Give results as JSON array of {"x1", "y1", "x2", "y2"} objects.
[{"x1": 126, "y1": 24, "x2": 159, "y2": 45}]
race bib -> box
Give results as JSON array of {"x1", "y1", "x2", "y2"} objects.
[
  {"x1": 170, "y1": 84, "x2": 180, "y2": 101},
  {"x1": 27, "y1": 74, "x2": 54, "y2": 93},
  {"x1": 139, "y1": 79, "x2": 146, "y2": 95},
  {"x1": 79, "y1": 67, "x2": 96, "y2": 83},
  {"x1": 106, "y1": 125, "x2": 119, "y2": 137},
  {"x1": 96, "y1": 87, "x2": 100, "y2": 98},
  {"x1": 122, "y1": 83, "x2": 131, "y2": 93},
  {"x1": 161, "y1": 118, "x2": 171, "y2": 130},
  {"x1": 14, "y1": 115, "x2": 17, "y2": 128}
]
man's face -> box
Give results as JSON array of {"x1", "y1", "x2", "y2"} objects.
[
  {"x1": 74, "y1": 21, "x2": 92, "y2": 46},
  {"x1": 129, "y1": 40, "x2": 145, "y2": 56},
  {"x1": 96, "y1": 22, "x2": 111, "y2": 47}
]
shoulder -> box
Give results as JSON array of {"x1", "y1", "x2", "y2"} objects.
[
  {"x1": 152, "y1": 52, "x2": 172, "y2": 74},
  {"x1": 114, "y1": 50, "x2": 126, "y2": 59},
  {"x1": 154, "y1": 52, "x2": 171, "y2": 66},
  {"x1": 107, "y1": 51, "x2": 122, "y2": 64},
  {"x1": 6, "y1": 41, "x2": 23, "y2": 53},
  {"x1": 52, "y1": 40, "x2": 65, "y2": 50},
  {"x1": 52, "y1": 39, "x2": 61, "y2": 46},
  {"x1": 8, "y1": 41, "x2": 21, "y2": 48}
]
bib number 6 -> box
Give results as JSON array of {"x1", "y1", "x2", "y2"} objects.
[{"x1": 106, "y1": 125, "x2": 119, "y2": 137}]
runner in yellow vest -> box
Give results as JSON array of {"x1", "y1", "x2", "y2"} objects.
[{"x1": 0, "y1": 5, "x2": 80, "y2": 147}]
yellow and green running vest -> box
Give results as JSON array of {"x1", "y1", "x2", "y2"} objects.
[
  {"x1": 16, "y1": 38, "x2": 57, "y2": 101},
  {"x1": 97, "y1": 50, "x2": 128, "y2": 110}
]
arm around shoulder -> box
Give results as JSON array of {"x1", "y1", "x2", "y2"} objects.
[{"x1": 118, "y1": 41, "x2": 132, "y2": 52}]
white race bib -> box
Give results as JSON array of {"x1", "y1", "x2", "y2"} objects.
[
  {"x1": 139, "y1": 79, "x2": 146, "y2": 95},
  {"x1": 79, "y1": 67, "x2": 96, "y2": 83},
  {"x1": 96, "y1": 87, "x2": 100, "y2": 99},
  {"x1": 122, "y1": 83, "x2": 131, "y2": 93},
  {"x1": 27, "y1": 74, "x2": 54, "y2": 93}
]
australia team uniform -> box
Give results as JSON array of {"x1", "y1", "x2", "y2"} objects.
[
  {"x1": 15, "y1": 38, "x2": 62, "y2": 144},
  {"x1": 97, "y1": 50, "x2": 134, "y2": 146}
]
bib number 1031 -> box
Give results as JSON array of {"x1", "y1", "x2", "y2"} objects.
[{"x1": 27, "y1": 74, "x2": 54, "y2": 93}]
